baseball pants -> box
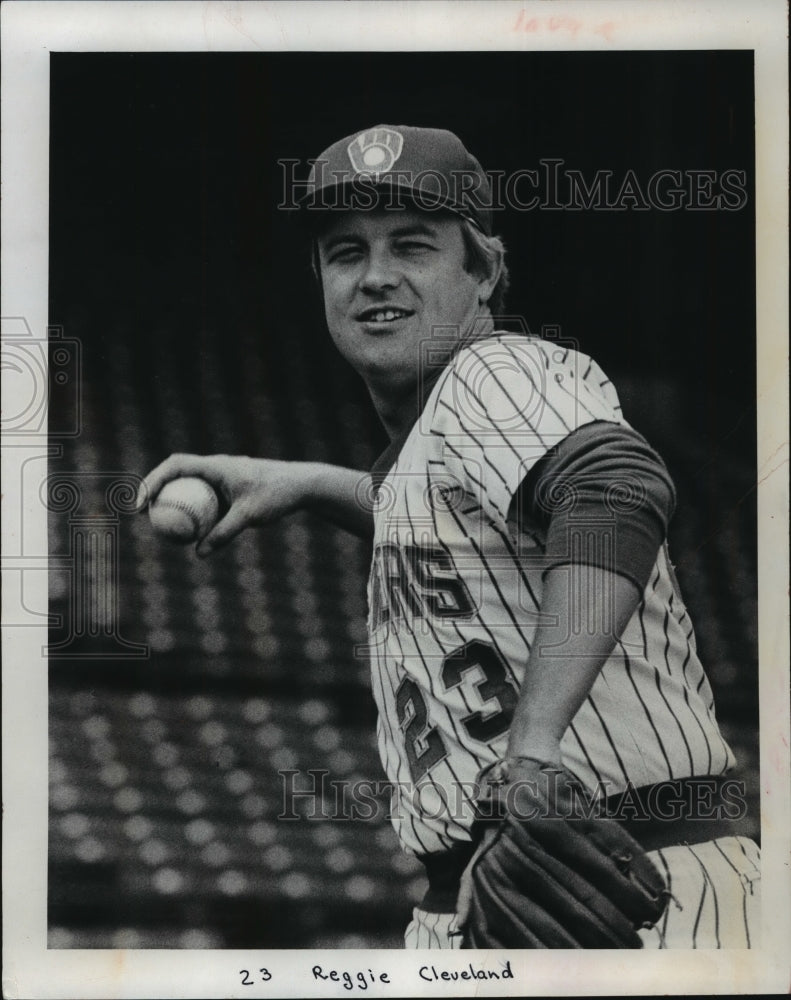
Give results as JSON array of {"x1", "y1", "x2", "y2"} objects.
[{"x1": 404, "y1": 836, "x2": 761, "y2": 949}]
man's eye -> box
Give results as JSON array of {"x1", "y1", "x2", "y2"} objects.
[
  {"x1": 398, "y1": 241, "x2": 433, "y2": 253},
  {"x1": 328, "y1": 246, "x2": 363, "y2": 263}
]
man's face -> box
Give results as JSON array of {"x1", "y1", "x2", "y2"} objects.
[{"x1": 316, "y1": 208, "x2": 493, "y2": 396}]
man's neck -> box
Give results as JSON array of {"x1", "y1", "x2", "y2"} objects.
[
  {"x1": 368, "y1": 379, "x2": 428, "y2": 440},
  {"x1": 371, "y1": 311, "x2": 496, "y2": 440}
]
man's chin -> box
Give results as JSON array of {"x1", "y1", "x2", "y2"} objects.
[{"x1": 354, "y1": 354, "x2": 418, "y2": 390}]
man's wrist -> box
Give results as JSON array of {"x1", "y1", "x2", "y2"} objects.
[
  {"x1": 505, "y1": 732, "x2": 562, "y2": 766},
  {"x1": 302, "y1": 462, "x2": 366, "y2": 498}
]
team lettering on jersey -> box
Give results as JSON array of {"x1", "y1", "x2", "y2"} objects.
[{"x1": 370, "y1": 543, "x2": 478, "y2": 630}]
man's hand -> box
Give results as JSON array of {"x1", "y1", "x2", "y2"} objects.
[{"x1": 137, "y1": 454, "x2": 374, "y2": 553}]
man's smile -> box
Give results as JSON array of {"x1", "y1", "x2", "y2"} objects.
[{"x1": 355, "y1": 305, "x2": 415, "y2": 325}]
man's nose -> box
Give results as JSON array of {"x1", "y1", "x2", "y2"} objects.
[{"x1": 359, "y1": 248, "x2": 400, "y2": 292}]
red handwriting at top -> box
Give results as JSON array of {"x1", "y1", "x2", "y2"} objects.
[{"x1": 513, "y1": 11, "x2": 616, "y2": 41}]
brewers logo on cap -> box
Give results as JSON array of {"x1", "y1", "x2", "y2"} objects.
[{"x1": 347, "y1": 128, "x2": 404, "y2": 174}]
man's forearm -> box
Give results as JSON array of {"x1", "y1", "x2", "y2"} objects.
[
  {"x1": 302, "y1": 463, "x2": 374, "y2": 540},
  {"x1": 505, "y1": 565, "x2": 642, "y2": 763}
]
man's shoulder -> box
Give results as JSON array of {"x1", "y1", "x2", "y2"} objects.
[
  {"x1": 450, "y1": 332, "x2": 596, "y2": 376},
  {"x1": 441, "y1": 332, "x2": 604, "y2": 404},
  {"x1": 426, "y1": 331, "x2": 622, "y2": 441}
]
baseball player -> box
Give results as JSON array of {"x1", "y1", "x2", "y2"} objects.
[{"x1": 140, "y1": 125, "x2": 761, "y2": 949}]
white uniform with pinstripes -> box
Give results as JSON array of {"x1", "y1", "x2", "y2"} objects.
[{"x1": 365, "y1": 333, "x2": 759, "y2": 948}]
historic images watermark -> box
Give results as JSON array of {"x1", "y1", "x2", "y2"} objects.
[
  {"x1": 278, "y1": 158, "x2": 748, "y2": 213},
  {"x1": 278, "y1": 768, "x2": 748, "y2": 824},
  {"x1": 1, "y1": 315, "x2": 147, "y2": 658}
]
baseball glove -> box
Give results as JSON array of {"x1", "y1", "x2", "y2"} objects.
[{"x1": 455, "y1": 757, "x2": 669, "y2": 949}]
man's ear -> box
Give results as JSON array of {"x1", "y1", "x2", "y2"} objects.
[
  {"x1": 477, "y1": 245, "x2": 503, "y2": 305},
  {"x1": 310, "y1": 239, "x2": 325, "y2": 300}
]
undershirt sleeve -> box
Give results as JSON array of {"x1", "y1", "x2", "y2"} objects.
[{"x1": 514, "y1": 421, "x2": 677, "y2": 592}]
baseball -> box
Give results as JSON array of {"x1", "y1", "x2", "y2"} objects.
[{"x1": 148, "y1": 477, "x2": 220, "y2": 543}]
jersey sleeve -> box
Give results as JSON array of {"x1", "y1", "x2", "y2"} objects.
[
  {"x1": 430, "y1": 335, "x2": 625, "y2": 528},
  {"x1": 519, "y1": 420, "x2": 677, "y2": 590}
]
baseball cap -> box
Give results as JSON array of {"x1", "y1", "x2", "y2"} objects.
[{"x1": 298, "y1": 125, "x2": 493, "y2": 235}]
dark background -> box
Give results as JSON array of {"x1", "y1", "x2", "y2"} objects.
[{"x1": 48, "y1": 51, "x2": 758, "y2": 948}]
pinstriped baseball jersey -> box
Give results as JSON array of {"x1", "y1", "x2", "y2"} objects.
[{"x1": 367, "y1": 332, "x2": 735, "y2": 857}]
